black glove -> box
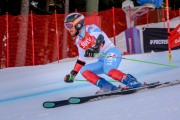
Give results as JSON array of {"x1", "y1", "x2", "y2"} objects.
[
  {"x1": 85, "y1": 47, "x2": 99, "y2": 57},
  {"x1": 64, "y1": 70, "x2": 76, "y2": 83}
]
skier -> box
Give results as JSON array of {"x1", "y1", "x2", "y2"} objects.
[{"x1": 64, "y1": 13, "x2": 142, "y2": 93}]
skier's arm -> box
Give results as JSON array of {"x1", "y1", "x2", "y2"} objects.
[
  {"x1": 72, "y1": 59, "x2": 86, "y2": 76},
  {"x1": 64, "y1": 59, "x2": 86, "y2": 83},
  {"x1": 94, "y1": 34, "x2": 105, "y2": 48}
]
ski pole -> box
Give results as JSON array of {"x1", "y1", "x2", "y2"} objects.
[{"x1": 94, "y1": 53, "x2": 177, "y2": 68}]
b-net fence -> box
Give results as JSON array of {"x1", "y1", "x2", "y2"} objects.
[{"x1": 0, "y1": 8, "x2": 179, "y2": 68}]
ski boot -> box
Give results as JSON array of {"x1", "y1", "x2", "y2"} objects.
[
  {"x1": 95, "y1": 78, "x2": 118, "y2": 94},
  {"x1": 121, "y1": 74, "x2": 142, "y2": 89}
]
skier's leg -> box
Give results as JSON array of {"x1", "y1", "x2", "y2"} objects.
[
  {"x1": 80, "y1": 60, "x2": 117, "y2": 92},
  {"x1": 103, "y1": 47, "x2": 142, "y2": 88},
  {"x1": 80, "y1": 60, "x2": 104, "y2": 75},
  {"x1": 102, "y1": 47, "x2": 124, "y2": 80}
]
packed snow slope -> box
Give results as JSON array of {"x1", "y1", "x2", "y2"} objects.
[{"x1": 0, "y1": 49, "x2": 180, "y2": 120}]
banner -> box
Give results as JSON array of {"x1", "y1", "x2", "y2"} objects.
[
  {"x1": 169, "y1": 24, "x2": 180, "y2": 48},
  {"x1": 143, "y1": 28, "x2": 180, "y2": 53}
]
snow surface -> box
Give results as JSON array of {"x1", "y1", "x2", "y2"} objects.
[
  {"x1": 0, "y1": 49, "x2": 180, "y2": 120},
  {"x1": 0, "y1": 17, "x2": 180, "y2": 120}
]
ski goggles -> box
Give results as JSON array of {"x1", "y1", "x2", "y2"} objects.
[
  {"x1": 64, "y1": 22, "x2": 74, "y2": 29},
  {"x1": 64, "y1": 15, "x2": 84, "y2": 30}
]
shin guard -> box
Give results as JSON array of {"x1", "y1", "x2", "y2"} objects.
[
  {"x1": 82, "y1": 70, "x2": 100, "y2": 85},
  {"x1": 108, "y1": 69, "x2": 125, "y2": 81}
]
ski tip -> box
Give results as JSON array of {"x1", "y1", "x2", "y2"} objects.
[{"x1": 43, "y1": 102, "x2": 55, "y2": 108}]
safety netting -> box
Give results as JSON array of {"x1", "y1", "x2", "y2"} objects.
[{"x1": 0, "y1": 8, "x2": 179, "y2": 68}]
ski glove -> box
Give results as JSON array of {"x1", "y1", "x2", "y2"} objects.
[
  {"x1": 85, "y1": 47, "x2": 99, "y2": 57},
  {"x1": 64, "y1": 70, "x2": 76, "y2": 83},
  {"x1": 64, "y1": 60, "x2": 86, "y2": 83}
]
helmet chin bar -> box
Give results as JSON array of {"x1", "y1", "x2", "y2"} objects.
[{"x1": 75, "y1": 30, "x2": 79, "y2": 36}]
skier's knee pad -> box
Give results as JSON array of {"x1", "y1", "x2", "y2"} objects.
[
  {"x1": 82, "y1": 70, "x2": 100, "y2": 85},
  {"x1": 108, "y1": 69, "x2": 125, "y2": 81}
]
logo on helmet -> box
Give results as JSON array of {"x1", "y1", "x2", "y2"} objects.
[{"x1": 75, "y1": 14, "x2": 79, "y2": 18}]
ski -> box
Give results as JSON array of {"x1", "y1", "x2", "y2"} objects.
[{"x1": 43, "y1": 80, "x2": 180, "y2": 108}]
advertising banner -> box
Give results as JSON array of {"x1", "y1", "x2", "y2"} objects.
[
  {"x1": 143, "y1": 28, "x2": 177, "y2": 53},
  {"x1": 169, "y1": 24, "x2": 180, "y2": 48}
]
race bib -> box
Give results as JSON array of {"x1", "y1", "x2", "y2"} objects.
[{"x1": 78, "y1": 32, "x2": 96, "y2": 50}]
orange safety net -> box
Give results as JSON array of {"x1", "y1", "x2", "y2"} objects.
[
  {"x1": 136, "y1": 9, "x2": 180, "y2": 26},
  {"x1": 0, "y1": 8, "x2": 179, "y2": 68},
  {"x1": 0, "y1": 15, "x2": 6, "y2": 68}
]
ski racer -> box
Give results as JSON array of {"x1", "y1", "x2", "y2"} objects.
[{"x1": 64, "y1": 13, "x2": 142, "y2": 93}]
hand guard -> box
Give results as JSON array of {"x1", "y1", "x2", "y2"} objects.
[
  {"x1": 85, "y1": 47, "x2": 99, "y2": 57},
  {"x1": 64, "y1": 70, "x2": 76, "y2": 83}
]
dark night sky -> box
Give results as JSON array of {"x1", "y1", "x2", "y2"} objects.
[{"x1": 0, "y1": 0, "x2": 179, "y2": 15}]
